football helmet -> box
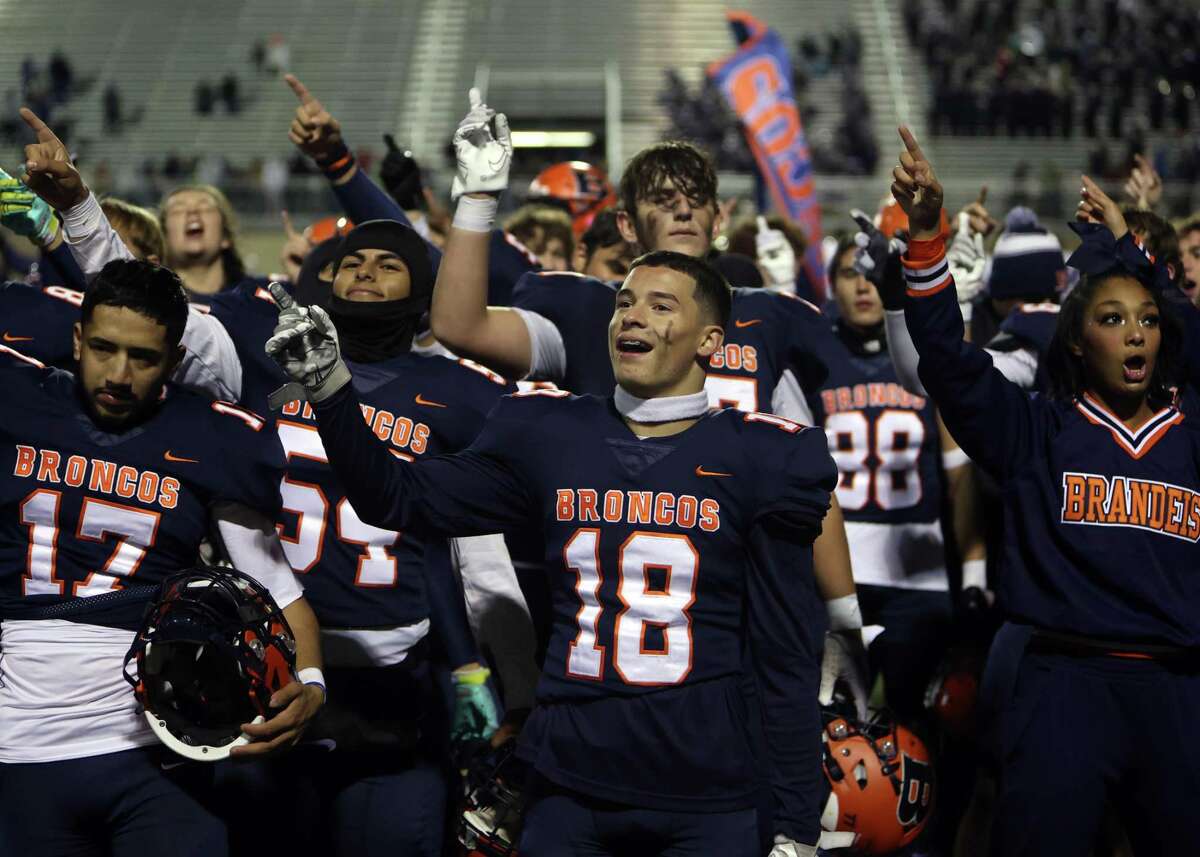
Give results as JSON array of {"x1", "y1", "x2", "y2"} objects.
[
  {"x1": 924, "y1": 643, "x2": 985, "y2": 740},
  {"x1": 459, "y1": 739, "x2": 528, "y2": 856},
  {"x1": 876, "y1": 197, "x2": 910, "y2": 239},
  {"x1": 123, "y1": 566, "x2": 296, "y2": 761},
  {"x1": 527, "y1": 161, "x2": 616, "y2": 238},
  {"x1": 307, "y1": 215, "x2": 354, "y2": 245},
  {"x1": 821, "y1": 711, "x2": 935, "y2": 854}
]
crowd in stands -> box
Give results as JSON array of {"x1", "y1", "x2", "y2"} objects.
[
  {"x1": 659, "y1": 23, "x2": 879, "y2": 176},
  {"x1": 910, "y1": 0, "x2": 1200, "y2": 140}
]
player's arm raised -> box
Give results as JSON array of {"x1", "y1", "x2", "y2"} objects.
[
  {"x1": 891, "y1": 127, "x2": 1038, "y2": 481},
  {"x1": 264, "y1": 281, "x2": 532, "y2": 535},
  {"x1": 428, "y1": 90, "x2": 536, "y2": 380},
  {"x1": 18, "y1": 107, "x2": 136, "y2": 275}
]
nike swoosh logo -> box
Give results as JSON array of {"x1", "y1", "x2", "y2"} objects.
[
  {"x1": 414, "y1": 394, "x2": 447, "y2": 408},
  {"x1": 733, "y1": 319, "x2": 761, "y2": 328},
  {"x1": 695, "y1": 466, "x2": 732, "y2": 478},
  {"x1": 163, "y1": 450, "x2": 200, "y2": 464},
  {"x1": 2, "y1": 332, "x2": 32, "y2": 342},
  {"x1": 161, "y1": 759, "x2": 188, "y2": 771}
]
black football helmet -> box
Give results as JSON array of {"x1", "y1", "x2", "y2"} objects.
[
  {"x1": 459, "y1": 739, "x2": 529, "y2": 856},
  {"x1": 123, "y1": 566, "x2": 296, "y2": 761}
]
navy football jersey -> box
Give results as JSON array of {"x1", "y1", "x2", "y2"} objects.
[
  {"x1": 0, "y1": 347, "x2": 282, "y2": 621},
  {"x1": 987, "y1": 301, "x2": 1060, "y2": 392},
  {"x1": 309, "y1": 385, "x2": 835, "y2": 837},
  {"x1": 272, "y1": 354, "x2": 515, "y2": 628},
  {"x1": 488, "y1": 230, "x2": 541, "y2": 306},
  {"x1": 0, "y1": 280, "x2": 84, "y2": 368},
  {"x1": 200, "y1": 277, "x2": 291, "y2": 410},
  {"x1": 707, "y1": 288, "x2": 830, "y2": 415},
  {"x1": 808, "y1": 323, "x2": 948, "y2": 589},
  {"x1": 905, "y1": 239, "x2": 1200, "y2": 646},
  {"x1": 511, "y1": 270, "x2": 619, "y2": 394}
]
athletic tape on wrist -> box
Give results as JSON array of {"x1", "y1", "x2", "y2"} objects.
[
  {"x1": 297, "y1": 667, "x2": 327, "y2": 700},
  {"x1": 826, "y1": 593, "x2": 863, "y2": 631},
  {"x1": 453, "y1": 195, "x2": 498, "y2": 233}
]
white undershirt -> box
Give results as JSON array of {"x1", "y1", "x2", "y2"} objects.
[{"x1": 0, "y1": 504, "x2": 303, "y2": 764}]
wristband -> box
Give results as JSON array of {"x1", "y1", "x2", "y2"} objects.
[
  {"x1": 315, "y1": 142, "x2": 355, "y2": 181},
  {"x1": 826, "y1": 593, "x2": 863, "y2": 631},
  {"x1": 297, "y1": 667, "x2": 327, "y2": 701},
  {"x1": 452, "y1": 194, "x2": 498, "y2": 233},
  {"x1": 962, "y1": 558, "x2": 987, "y2": 591},
  {"x1": 451, "y1": 665, "x2": 491, "y2": 686}
]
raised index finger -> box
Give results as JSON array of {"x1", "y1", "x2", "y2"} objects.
[
  {"x1": 19, "y1": 107, "x2": 63, "y2": 147},
  {"x1": 898, "y1": 125, "x2": 927, "y2": 164},
  {"x1": 284, "y1": 74, "x2": 317, "y2": 107},
  {"x1": 267, "y1": 280, "x2": 295, "y2": 311}
]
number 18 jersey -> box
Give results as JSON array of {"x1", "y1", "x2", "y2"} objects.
[{"x1": 809, "y1": 324, "x2": 948, "y2": 590}]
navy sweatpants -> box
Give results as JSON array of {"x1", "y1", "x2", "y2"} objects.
[
  {"x1": 0, "y1": 746, "x2": 226, "y2": 857},
  {"x1": 992, "y1": 650, "x2": 1200, "y2": 857},
  {"x1": 519, "y1": 784, "x2": 759, "y2": 857}
]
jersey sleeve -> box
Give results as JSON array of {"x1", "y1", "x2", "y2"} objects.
[
  {"x1": 313, "y1": 383, "x2": 535, "y2": 537},
  {"x1": 752, "y1": 421, "x2": 837, "y2": 541},
  {"x1": 902, "y1": 236, "x2": 1043, "y2": 482},
  {"x1": 176, "y1": 309, "x2": 243, "y2": 401},
  {"x1": 330, "y1": 168, "x2": 445, "y2": 275},
  {"x1": 60, "y1": 192, "x2": 135, "y2": 279},
  {"x1": 487, "y1": 230, "x2": 541, "y2": 306},
  {"x1": 212, "y1": 502, "x2": 304, "y2": 610},
  {"x1": 204, "y1": 399, "x2": 287, "y2": 516},
  {"x1": 423, "y1": 536, "x2": 480, "y2": 669},
  {"x1": 778, "y1": 294, "x2": 832, "y2": 393},
  {"x1": 746, "y1": 505, "x2": 826, "y2": 843}
]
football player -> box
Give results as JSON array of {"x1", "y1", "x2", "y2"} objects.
[
  {"x1": 267, "y1": 243, "x2": 835, "y2": 857},
  {"x1": 815, "y1": 236, "x2": 978, "y2": 711},
  {"x1": 0, "y1": 259, "x2": 324, "y2": 857},
  {"x1": 431, "y1": 90, "x2": 866, "y2": 710},
  {"x1": 891, "y1": 126, "x2": 1200, "y2": 857},
  {"x1": 47, "y1": 200, "x2": 539, "y2": 854}
]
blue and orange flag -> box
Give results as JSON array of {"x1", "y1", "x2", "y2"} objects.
[{"x1": 709, "y1": 12, "x2": 826, "y2": 299}]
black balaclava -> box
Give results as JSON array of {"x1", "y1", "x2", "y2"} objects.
[
  {"x1": 326, "y1": 220, "x2": 433, "y2": 363},
  {"x1": 294, "y1": 235, "x2": 342, "y2": 310}
]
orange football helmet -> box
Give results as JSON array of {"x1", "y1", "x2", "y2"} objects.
[
  {"x1": 876, "y1": 198, "x2": 909, "y2": 239},
  {"x1": 821, "y1": 713, "x2": 935, "y2": 854},
  {"x1": 528, "y1": 161, "x2": 616, "y2": 238},
  {"x1": 306, "y1": 215, "x2": 354, "y2": 244}
]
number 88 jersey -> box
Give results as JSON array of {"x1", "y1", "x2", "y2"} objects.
[{"x1": 809, "y1": 324, "x2": 949, "y2": 589}]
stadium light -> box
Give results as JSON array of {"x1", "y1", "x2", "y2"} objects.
[{"x1": 509, "y1": 131, "x2": 596, "y2": 149}]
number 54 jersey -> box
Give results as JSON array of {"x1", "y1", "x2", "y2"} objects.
[
  {"x1": 313, "y1": 386, "x2": 837, "y2": 828},
  {"x1": 808, "y1": 324, "x2": 949, "y2": 590}
]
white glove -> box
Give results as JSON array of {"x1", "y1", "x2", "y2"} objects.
[
  {"x1": 756, "y1": 215, "x2": 796, "y2": 292},
  {"x1": 450, "y1": 88, "x2": 512, "y2": 202},
  {"x1": 946, "y1": 211, "x2": 986, "y2": 316},
  {"x1": 819, "y1": 629, "x2": 871, "y2": 721},
  {"x1": 264, "y1": 281, "x2": 352, "y2": 406},
  {"x1": 769, "y1": 836, "x2": 818, "y2": 857}
]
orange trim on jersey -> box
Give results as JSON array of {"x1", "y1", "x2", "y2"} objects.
[
  {"x1": 1074, "y1": 394, "x2": 1183, "y2": 460},
  {"x1": 902, "y1": 235, "x2": 948, "y2": 267},
  {"x1": 0, "y1": 342, "x2": 45, "y2": 368}
]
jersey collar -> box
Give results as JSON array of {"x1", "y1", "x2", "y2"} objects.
[{"x1": 1074, "y1": 393, "x2": 1183, "y2": 459}]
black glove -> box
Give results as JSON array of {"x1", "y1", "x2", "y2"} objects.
[
  {"x1": 850, "y1": 209, "x2": 907, "y2": 311},
  {"x1": 380, "y1": 134, "x2": 424, "y2": 210}
]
